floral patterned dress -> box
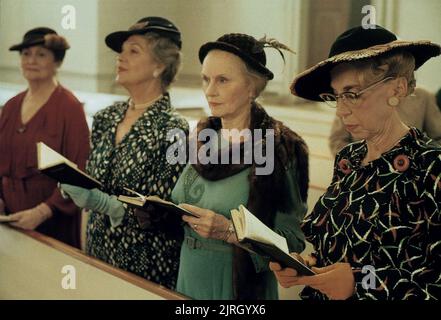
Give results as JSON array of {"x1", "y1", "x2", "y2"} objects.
[
  {"x1": 85, "y1": 93, "x2": 189, "y2": 289},
  {"x1": 302, "y1": 128, "x2": 441, "y2": 300}
]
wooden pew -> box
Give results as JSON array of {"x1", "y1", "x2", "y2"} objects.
[{"x1": 0, "y1": 223, "x2": 187, "y2": 300}]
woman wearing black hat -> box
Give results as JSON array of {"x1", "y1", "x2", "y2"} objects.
[
  {"x1": 166, "y1": 33, "x2": 309, "y2": 299},
  {"x1": 329, "y1": 86, "x2": 441, "y2": 156},
  {"x1": 270, "y1": 25, "x2": 441, "y2": 300},
  {"x1": 0, "y1": 27, "x2": 90, "y2": 248},
  {"x1": 60, "y1": 17, "x2": 189, "y2": 289}
]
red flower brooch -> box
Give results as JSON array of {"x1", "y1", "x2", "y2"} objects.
[
  {"x1": 393, "y1": 154, "x2": 410, "y2": 172},
  {"x1": 338, "y1": 158, "x2": 352, "y2": 174}
]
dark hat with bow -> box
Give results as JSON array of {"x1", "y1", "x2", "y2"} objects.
[{"x1": 105, "y1": 16, "x2": 182, "y2": 52}]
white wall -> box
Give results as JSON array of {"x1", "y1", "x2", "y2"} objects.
[
  {"x1": 0, "y1": 0, "x2": 305, "y2": 97},
  {"x1": 395, "y1": 0, "x2": 441, "y2": 93},
  {"x1": 373, "y1": 0, "x2": 441, "y2": 93},
  {"x1": 98, "y1": 0, "x2": 305, "y2": 96},
  {"x1": 1, "y1": 0, "x2": 439, "y2": 97},
  {"x1": 174, "y1": 0, "x2": 304, "y2": 95}
]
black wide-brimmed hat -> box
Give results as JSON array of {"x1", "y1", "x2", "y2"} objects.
[
  {"x1": 105, "y1": 16, "x2": 181, "y2": 52},
  {"x1": 9, "y1": 27, "x2": 70, "y2": 61},
  {"x1": 199, "y1": 33, "x2": 275, "y2": 80},
  {"x1": 291, "y1": 25, "x2": 441, "y2": 101}
]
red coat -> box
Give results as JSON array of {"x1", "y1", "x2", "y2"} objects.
[{"x1": 0, "y1": 85, "x2": 90, "y2": 248}]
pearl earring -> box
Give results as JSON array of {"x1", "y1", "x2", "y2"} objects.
[
  {"x1": 153, "y1": 71, "x2": 160, "y2": 78},
  {"x1": 388, "y1": 96, "x2": 399, "y2": 106}
]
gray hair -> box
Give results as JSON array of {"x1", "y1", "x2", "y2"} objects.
[
  {"x1": 352, "y1": 50, "x2": 417, "y2": 96},
  {"x1": 243, "y1": 63, "x2": 269, "y2": 99},
  {"x1": 143, "y1": 33, "x2": 182, "y2": 91}
]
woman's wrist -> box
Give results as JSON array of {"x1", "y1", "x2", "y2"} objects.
[
  {"x1": 222, "y1": 220, "x2": 237, "y2": 243},
  {"x1": 226, "y1": 232, "x2": 238, "y2": 244},
  {"x1": 35, "y1": 203, "x2": 53, "y2": 221}
]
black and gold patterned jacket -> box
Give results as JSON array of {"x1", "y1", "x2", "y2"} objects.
[
  {"x1": 85, "y1": 93, "x2": 189, "y2": 289},
  {"x1": 302, "y1": 128, "x2": 440, "y2": 300}
]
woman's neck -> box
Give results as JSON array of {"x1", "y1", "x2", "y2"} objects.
[
  {"x1": 220, "y1": 105, "x2": 252, "y2": 142},
  {"x1": 364, "y1": 115, "x2": 409, "y2": 163},
  {"x1": 27, "y1": 77, "x2": 58, "y2": 96},
  {"x1": 126, "y1": 81, "x2": 163, "y2": 106}
]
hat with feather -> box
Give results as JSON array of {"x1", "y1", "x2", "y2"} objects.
[
  {"x1": 199, "y1": 33, "x2": 295, "y2": 80},
  {"x1": 9, "y1": 27, "x2": 70, "y2": 62}
]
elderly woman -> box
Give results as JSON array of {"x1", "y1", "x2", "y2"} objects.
[
  {"x1": 0, "y1": 27, "x2": 89, "y2": 248},
  {"x1": 270, "y1": 25, "x2": 441, "y2": 300},
  {"x1": 328, "y1": 87, "x2": 441, "y2": 156},
  {"x1": 61, "y1": 17, "x2": 189, "y2": 289},
  {"x1": 168, "y1": 33, "x2": 309, "y2": 299}
]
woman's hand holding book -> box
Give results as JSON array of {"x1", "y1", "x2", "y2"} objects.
[{"x1": 180, "y1": 204, "x2": 237, "y2": 243}]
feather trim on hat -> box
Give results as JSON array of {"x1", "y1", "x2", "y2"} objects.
[
  {"x1": 129, "y1": 21, "x2": 149, "y2": 31},
  {"x1": 255, "y1": 35, "x2": 295, "y2": 63},
  {"x1": 331, "y1": 40, "x2": 437, "y2": 62},
  {"x1": 44, "y1": 34, "x2": 70, "y2": 51}
]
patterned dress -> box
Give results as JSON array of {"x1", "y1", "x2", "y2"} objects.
[
  {"x1": 302, "y1": 128, "x2": 441, "y2": 300},
  {"x1": 85, "y1": 93, "x2": 189, "y2": 289}
]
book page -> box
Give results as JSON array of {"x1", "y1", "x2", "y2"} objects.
[
  {"x1": 240, "y1": 205, "x2": 289, "y2": 254},
  {"x1": 37, "y1": 142, "x2": 102, "y2": 189},
  {"x1": 230, "y1": 208, "x2": 244, "y2": 238},
  {"x1": 119, "y1": 193, "x2": 177, "y2": 207},
  {"x1": 118, "y1": 193, "x2": 197, "y2": 217},
  {"x1": 123, "y1": 187, "x2": 146, "y2": 202},
  {"x1": 144, "y1": 196, "x2": 196, "y2": 216},
  {"x1": 117, "y1": 195, "x2": 145, "y2": 207},
  {"x1": 37, "y1": 142, "x2": 77, "y2": 170},
  {"x1": 145, "y1": 195, "x2": 177, "y2": 206}
]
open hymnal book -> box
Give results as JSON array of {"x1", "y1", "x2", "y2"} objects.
[
  {"x1": 231, "y1": 205, "x2": 315, "y2": 276},
  {"x1": 37, "y1": 142, "x2": 102, "y2": 190},
  {"x1": 118, "y1": 188, "x2": 198, "y2": 217}
]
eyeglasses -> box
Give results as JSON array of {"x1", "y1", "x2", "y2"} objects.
[{"x1": 319, "y1": 76, "x2": 395, "y2": 108}]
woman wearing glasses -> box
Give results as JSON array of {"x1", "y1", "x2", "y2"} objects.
[
  {"x1": 328, "y1": 87, "x2": 441, "y2": 156},
  {"x1": 270, "y1": 25, "x2": 441, "y2": 300}
]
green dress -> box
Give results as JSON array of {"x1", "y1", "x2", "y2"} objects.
[{"x1": 171, "y1": 159, "x2": 307, "y2": 299}]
